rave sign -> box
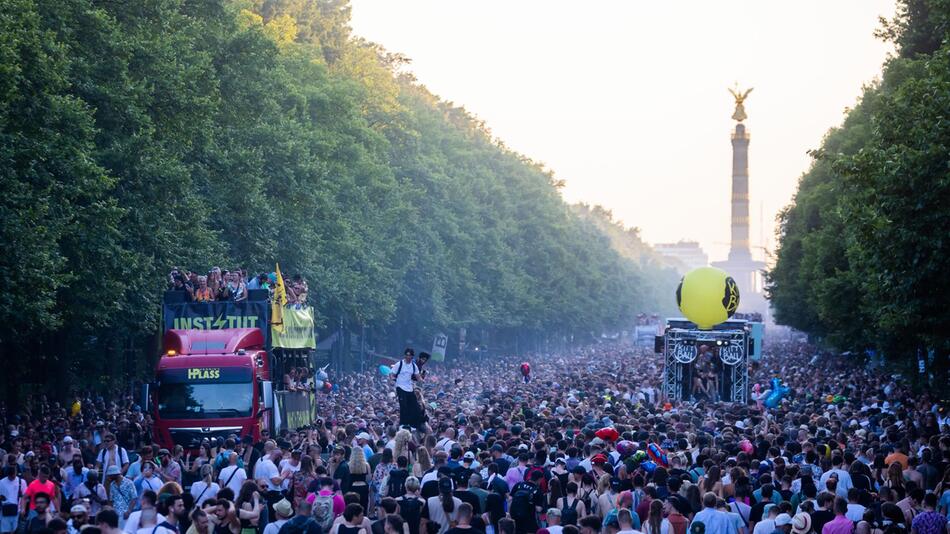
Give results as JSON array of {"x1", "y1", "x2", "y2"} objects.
[{"x1": 431, "y1": 333, "x2": 448, "y2": 361}]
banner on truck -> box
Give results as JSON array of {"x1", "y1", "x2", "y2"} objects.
[
  {"x1": 164, "y1": 301, "x2": 270, "y2": 344},
  {"x1": 271, "y1": 306, "x2": 317, "y2": 349},
  {"x1": 277, "y1": 391, "x2": 314, "y2": 431}
]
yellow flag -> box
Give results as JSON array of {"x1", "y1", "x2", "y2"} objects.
[{"x1": 272, "y1": 263, "x2": 287, "y2": 333}]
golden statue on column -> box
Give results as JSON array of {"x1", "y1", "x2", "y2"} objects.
[{"x1": 729, "y1": 86, "x2": 753, "y2": 122}]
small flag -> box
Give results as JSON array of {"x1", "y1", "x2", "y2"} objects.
[{"x1": 272, "y1": 263, "x2": 287, "y2": 333}]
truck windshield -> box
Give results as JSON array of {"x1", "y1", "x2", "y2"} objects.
[{"x1": 156, "y1": 367, "x2": 253, "y2": 419}]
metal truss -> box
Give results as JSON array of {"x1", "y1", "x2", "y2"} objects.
[{"x1": 661, "y1": 327, "x2": 749, "y2": 403}]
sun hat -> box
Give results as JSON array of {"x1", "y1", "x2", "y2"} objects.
[
  {"x1": 274, "y1": 499, "x2": 293, "y2": 518},
  {"x1": 791, "y1": 513, "x2": 811, "y2": 534},
  {"x1": 775, "y1": 514, "x2": 793, "y2": 527}
]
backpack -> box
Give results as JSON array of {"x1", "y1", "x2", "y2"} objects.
[
  {"x1": 579, "y1": 488, "x2": 594, "y2": 515},
  {"x1": 523, "y1": 466, "x2": 548, "y2": 493},
  {"x1": 97, "y1": 446, "x2": 128, "y2": 469},
  {"x1": 509, "y1": 483, "x2": 536, "y2": 519},
  {"x1": 280, "y1": 516, "x2": 318, "y2": 534},
  {"x1": 312, "y1": 493, "x2": 335, "y2": 532},
  {"x1": 214, "y1": 450, "x2": 231, "y2": 471},
  {"x1": 397, "y1": 497, "x2": 423, "y2": 534},
  {"x1": 387, "y1": 469, "x2": 408, "y2": 498},
  {"x1": 560, "y1": 497, "x2": 579, "y2": 526}
]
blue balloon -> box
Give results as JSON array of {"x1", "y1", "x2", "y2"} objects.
[
  {"x1": 764, "y1": 377, "x2": 790, "y2": 408},
  {"x1": 332, "y1": 384, "x2": 339, "y2": 392},
  {"x1": 379, "y1": 365, "x2": 392, "y2": 376},
  {"x1": 642, "y1": 460, "x2": 657, "y2": 473}
]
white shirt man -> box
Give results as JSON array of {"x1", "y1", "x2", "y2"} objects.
[
  {"x1": 393, "y1": 358, "x2": 418, "y2": 393},
  {"x1": 123, "y1": 510, "x2": 166, "y2": 534},
  {"x1": 254, "y1": 452, "x2": 282, "y2": 492},
  {"x1": 218, "y1": 453, "x2": 247, "y2": 495},
  {"x1": 0, "y1": 473, "x2": 26, "y2": 532},
  {"x1": 819, "y1": 466, "x2": 853, "y2": 499},
  {"x1": 435, "y1": 431, "x2": 457, "y2": 453},
  {"x1": 189, "y1": 479, "x2": 219, "y2": 507},
  {"x1": 278, "y1": 455, "x2": 300, "y2": 491},
  {"x1": 753, "y1": 511, "x2": 777, "y2": 534}
]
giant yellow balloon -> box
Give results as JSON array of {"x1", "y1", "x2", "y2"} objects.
[{"x1": 676, "y1": 267, "x2": 740, "y2": 329}]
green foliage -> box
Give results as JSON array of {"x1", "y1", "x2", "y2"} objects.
[
  {"x1": 769, "y1": 0, "x2": 950, "y2": 370},
  {"x1": 1, "y1": 0, "x2": 674, "y2": 399}
]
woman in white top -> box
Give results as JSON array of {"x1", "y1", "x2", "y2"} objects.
[
  {"x1": 190, "y1": 464, "x2": 220, "y2": 507},
  {"x1": 642, "y1": 500, "x2": 669, "y2": 534},
  {"x1": 596, "y1": 474, "x2": 616, "y2": 519},
  {"x1": 136, "y1": 462, "x2": 162, "y2": 497},
  {"x1": 422, "y1": 479, "x2": 462, "y2": 534}
]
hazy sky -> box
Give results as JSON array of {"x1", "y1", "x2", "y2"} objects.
[{"x1": 349, "y1": 1, "x2": 896, "y2": 262}]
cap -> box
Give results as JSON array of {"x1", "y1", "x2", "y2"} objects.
[
  {"x1": 592, "y1": 453, "x2": 608, "y2": 465},
  {"x1": 775, "y1": 514, "x2": 793, "y2": 527},
  {"x1": 70, "y1": 504, "x2": 88, "y2": 514},
  {"x1": 438, "y1": 477, "x2": 454, "y2": 492},
  {"x1": 595, "y1": 427, "x2": 620, "y2": 442},
  {"x1": 273, "y1": 499, "x2": 293, "y2": 518},
  {"x1": 105, "y1": 465, "x2": 121, "y2": 476},
  {"x1": 158, "y1": 448, "x2": 171, "y2": 456},
  {"x1": 518, "y1": 444, "x2": 529, "y2": 451},
  {"x1": 463, "y1": 451, "x2": 475, "y2": 461},
  {"x1": 357, "y1": 432, "x2": 372, "y2": 441},
  {"x1": 791, "y1": 513, "x2": 812, "y2": 534}
]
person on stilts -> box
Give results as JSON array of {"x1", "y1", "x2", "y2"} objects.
[{"x1": 392, "y1": 348, "x2": 426, "y2": 432}]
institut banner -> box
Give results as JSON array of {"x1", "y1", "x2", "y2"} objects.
[
  {"x1": 163, "y1": 301, "x2": 269, "y2": 332},
  {"x1": 271, "y1": 306, "x2": 316, "y2": 349}
]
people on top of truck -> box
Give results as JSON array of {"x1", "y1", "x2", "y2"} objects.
[{"x1": 167, "y1": 267, "x2": 308, "y2": 306}]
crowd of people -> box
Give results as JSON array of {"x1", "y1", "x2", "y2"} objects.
[
  {"x1": 167, "y1": 268, "x2": 309, "y2": 306},
  {"x1": 1, "y1": 338, "x2": 949, "y2": 534}
]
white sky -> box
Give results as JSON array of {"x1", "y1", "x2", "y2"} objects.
[{"x1": 350, "y1": 1, "x2": 895, "y2": 262}]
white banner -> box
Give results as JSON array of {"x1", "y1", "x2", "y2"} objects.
[{"x1": 432, "y1": 333, "x2": 448, "y2": 361}]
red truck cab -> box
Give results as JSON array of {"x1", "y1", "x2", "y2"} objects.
[{"x1": 151, "y1": 328, "x2": 275, "y2": 450}]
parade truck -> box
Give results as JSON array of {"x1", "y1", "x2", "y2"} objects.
[
  {"x1": 146, "y1": 289, "x2": 319, "y2": 451},
  {"x1": 656, "y1": 317, "x2": 754, "y2": 404}
]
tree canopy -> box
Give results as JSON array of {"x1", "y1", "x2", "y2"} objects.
[
  {"x1": 768, "y1": 0, "x2": 950, "y2": 377},
  {"x1": 0, "y1": 0, "x2": 677, "y2": 399}
]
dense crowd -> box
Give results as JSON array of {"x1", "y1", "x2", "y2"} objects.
[
  {"x1": 1, "y1": 340, "x2": 949, "y2": 534},
  {"x1": 167, "y1": 268, "x2": 308, "y2": 306}
]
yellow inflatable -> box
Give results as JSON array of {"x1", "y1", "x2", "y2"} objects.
[
  {"x1": 70, "y1": 400, "x2": 82, "y2": 417},
  {"x1": 676, "y1": 266, "x2": 740, "y2": 329}
]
